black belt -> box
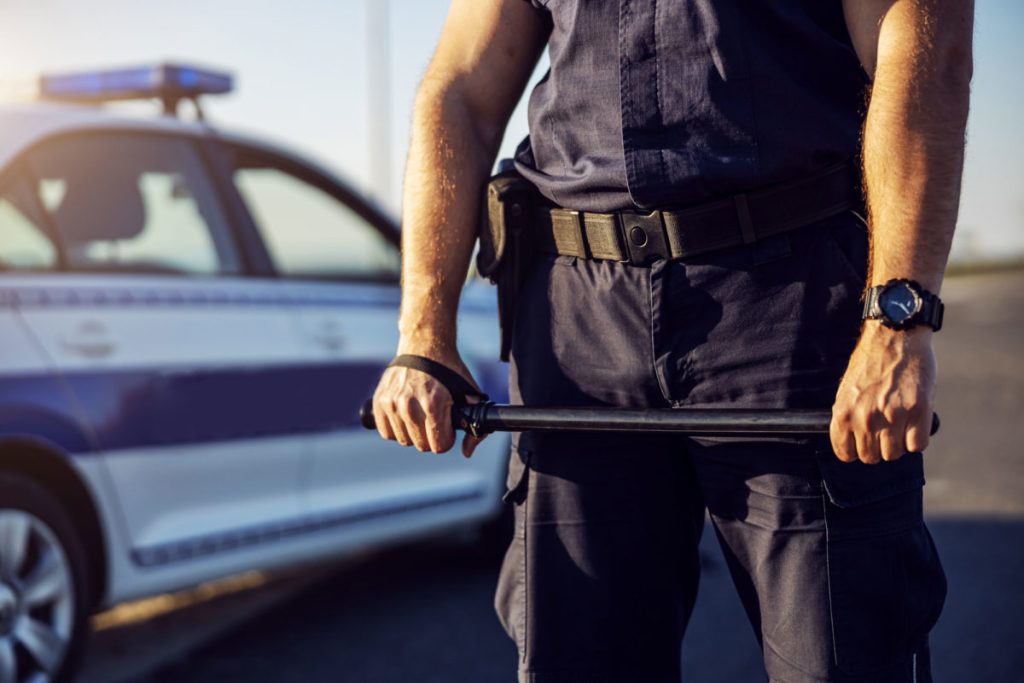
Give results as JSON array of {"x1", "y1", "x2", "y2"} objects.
[{"x1": 534, "y1": 161, "x2": 861, "y2": 266}]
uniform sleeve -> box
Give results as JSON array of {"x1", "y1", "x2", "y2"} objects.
[{"x1": 520, "y1": 0, "x2": 548, "y2": 9}]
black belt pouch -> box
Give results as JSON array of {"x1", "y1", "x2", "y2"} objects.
[{"x1": 476, "y1": 166, "x2": 536, "y2": 362}]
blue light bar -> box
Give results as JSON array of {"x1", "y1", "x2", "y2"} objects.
[{"x1": 39, "y1": 63, "x2": 233, "y2": 105}]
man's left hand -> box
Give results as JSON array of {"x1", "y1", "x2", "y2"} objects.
[{"x1": 830, "y1": 324, "x2": 937, "y2": 464}]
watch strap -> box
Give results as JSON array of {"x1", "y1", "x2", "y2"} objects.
[
  {"x1": 922, "y1": 290, "x2": 944, "y2": 331},
  {"x1": 862, "y1": 286, "x2": 880, "y2": 320}
]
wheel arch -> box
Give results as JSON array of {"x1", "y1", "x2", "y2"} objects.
[{"x1": 0, "y1": 437, "x2": 107, "y2": 609}]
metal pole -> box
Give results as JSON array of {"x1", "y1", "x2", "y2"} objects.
[{"x1": 366, "y1": 0, "x2": 392, "y2": 208}]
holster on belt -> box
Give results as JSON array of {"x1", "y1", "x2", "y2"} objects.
[{"x1": 476, "y1": 163, "x2": 536, "y2": 362}]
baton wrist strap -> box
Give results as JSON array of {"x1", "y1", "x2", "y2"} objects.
[{"x1": 388, "y1": 354, "x2": 488, "y2": 404}]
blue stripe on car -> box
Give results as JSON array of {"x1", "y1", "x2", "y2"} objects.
[
  {"x1": 1, "y1": 362, "x2": 382, "y2": 453},
  {"x1": 1, "y1": 361, "x2": 510, "y2": 455},
  {"x1": 0, "y1": 375, "x2": 94, "y2": 453}
]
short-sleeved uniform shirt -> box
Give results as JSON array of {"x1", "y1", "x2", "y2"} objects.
[{"x1": 514, "y1": 0, "x2": 870, "y2": 212}]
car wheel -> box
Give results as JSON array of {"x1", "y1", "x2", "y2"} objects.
[{"x1": 0, "y1": 472, "x2": 90, "y2": 683}]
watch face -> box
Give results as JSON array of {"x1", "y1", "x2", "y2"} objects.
[{"x1": 879, "y1": 282, "x2": 921, "y2": 323}]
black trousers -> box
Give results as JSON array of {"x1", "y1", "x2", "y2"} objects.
[{"x1": 494, "y1": 210, "x2": 947, "y2": 682}]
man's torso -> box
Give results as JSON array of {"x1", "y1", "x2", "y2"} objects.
[{"x1": 515, "y1": 0, "x2": 870, "y2": 212}]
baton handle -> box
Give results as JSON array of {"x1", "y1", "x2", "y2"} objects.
[{"x1": 359, "y1": 399, "x2": 940, "y2": 439}]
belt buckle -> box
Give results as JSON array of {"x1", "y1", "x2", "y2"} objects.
[{"x1": 616, "y1": 210, "x2": 669, "y2": 266}]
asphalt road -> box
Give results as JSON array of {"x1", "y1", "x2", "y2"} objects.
[{"x1": 82, "y1": 269, "x2": 1024, "y2": 683}]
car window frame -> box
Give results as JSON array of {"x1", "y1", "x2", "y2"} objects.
[
  {"x1": 212, "y1": 139, "x2": 401, "y2": 285},
  {"x1": 11, "y1": 128, "x2": 249, "y2": 278}
]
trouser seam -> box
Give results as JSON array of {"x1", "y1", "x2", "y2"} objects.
[
  {"x1": 822, "y1": 484, "x2": 840, "y2": 675},
  {"x1": 521, "y1": 468, "x2": 530, "y2": 669}
]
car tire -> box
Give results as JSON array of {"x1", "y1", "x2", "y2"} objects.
[{"x1": 0, "y1": 471, "x2": 91, "y2": 683}]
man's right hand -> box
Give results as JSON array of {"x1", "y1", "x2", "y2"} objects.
[{"x1": 371, "y1": 350, "x2": 486, "y2": 457}]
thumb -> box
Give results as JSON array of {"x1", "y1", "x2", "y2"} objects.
[{"x1": 461, "y1": 432, "x2": 486, "y2": 458}]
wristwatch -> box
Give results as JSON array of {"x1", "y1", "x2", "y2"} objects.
[{"x1": 862, "y1": 279, "x2": 944, "y2": 331}]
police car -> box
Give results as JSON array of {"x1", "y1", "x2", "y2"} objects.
[{"x1": 0, "y1": 64, "x2": 509, "y2": 682}]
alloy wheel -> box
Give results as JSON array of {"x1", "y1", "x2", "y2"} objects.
[{"x1": 0, "y1": 510, "x2": 74, "y2": 683}]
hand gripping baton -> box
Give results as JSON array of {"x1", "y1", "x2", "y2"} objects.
[{"x1": 359, "y1": 399, "x2": 940, "y2": 440}]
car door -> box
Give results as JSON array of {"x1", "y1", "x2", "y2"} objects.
[
  {"x1": 225, "y1": 144, "x2": 495, "y2": 530},
  {"x1": 15, "y1": 131, "x2": 310, "y2": 567}
]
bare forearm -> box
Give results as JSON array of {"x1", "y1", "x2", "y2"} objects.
[
  {"x1": 831, "y1": 1, "x2": 974, "y2": 465},
  {"x1": 397, "y1": 81, "x2": 502, "y2": 356},
  {"x1": 862, "y1": 0, "x2": 974, "y2": 293}
]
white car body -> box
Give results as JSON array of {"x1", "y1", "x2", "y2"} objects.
[{"x1": 0, "y1": 101, "x2": 510, "y2": 610}]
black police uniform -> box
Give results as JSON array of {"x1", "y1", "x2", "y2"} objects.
[{"x1": 494, "y1": 1, "x2": 948, "y2": 682}]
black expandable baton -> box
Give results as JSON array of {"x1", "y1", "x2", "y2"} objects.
[{"x1": 359, "y1": 400, "x2": 940, "y2": 439}]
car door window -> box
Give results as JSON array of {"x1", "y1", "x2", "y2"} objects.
[
  {"x1": 27, "y1": 134, "x2": 241, "y2": 275},
  {"x1": 231, "y1": 159, "x2": 399, "y2": 281},
  {"x1": 0, "y1": 170, "x2": 57, "y2": 271}
]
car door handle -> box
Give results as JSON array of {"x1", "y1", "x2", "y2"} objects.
[
  {"x1": 61, "y1": 337, "x2": 117, "y2": 359},
  {"x1": 61, "y1": 321, "x2": 117, "y2": 359},
  {"x1": 311, "y1": 321, "x2": 346, "y2": 351}
]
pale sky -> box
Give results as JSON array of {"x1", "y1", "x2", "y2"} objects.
[{"x1": 1, "y1": 0, "x2": 1020, "y2": 260}]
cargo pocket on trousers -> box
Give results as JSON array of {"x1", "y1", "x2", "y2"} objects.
[
  {"x1": 495, "y1": 445, "x2": 531, "y2": 658},
  {"x1": 816, "y1": 447, "x2": 947, "y2": 677}
]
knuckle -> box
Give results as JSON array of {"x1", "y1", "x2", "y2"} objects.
[
  {"x1": 908, "y1": 433, "x2": 930, "y2": 453},
  {"x1": 860, "y1": 451, "x2": 881, "y2": 465},
  {"x1": 426, "y1": 393, "x2": 448, "y2": 415},
  {"x1": 833, "y1": 447, "x2": 856, "y2": 463},
  {"x1": 852, "y1": 403, "x2": 874, "y2": 425},
  {"x1": 881, "y1": 405, "x2": 907, "y2": 425},
  {"x1": 831, "y1": 408, "x2": 853, "y2": 428}
]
